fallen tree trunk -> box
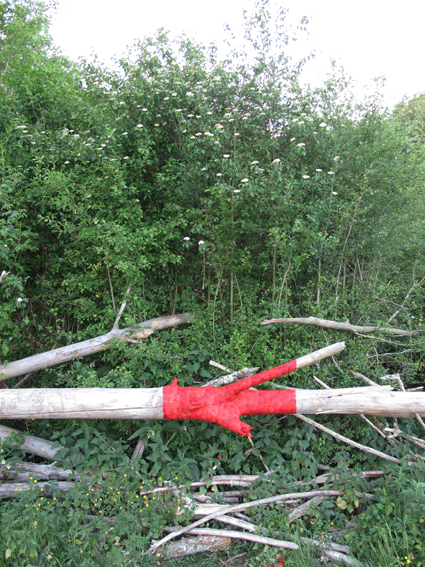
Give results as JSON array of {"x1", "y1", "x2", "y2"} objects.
[
  {"x1": 0, "y1": 341, "x2": 425, "y2": 436},
  {"x1": 0, "y1": 384, "x2": 423, "y2": 421},
  {"x1": 259, "y1": 316, "x2": 420, "y2": 337},
  {"x1": 0, "y1": 342, "x2": 345, "y2": 436},
  {"x1": 0, "y1": 313, "x2": 194, "y2": 381}
]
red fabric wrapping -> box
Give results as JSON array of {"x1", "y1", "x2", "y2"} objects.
[{"x1": 163, "y1": 358, "x2": 297, "y2": 437}]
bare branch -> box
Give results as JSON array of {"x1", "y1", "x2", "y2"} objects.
[
  {"x1": 203, "y1": 367, "x2": 259, "y2": 387},
  {"x1": 147, "y1": 489, "x2": 340, "y2": 555},
  {"x1": 162, "y1": 526, "x2": 298, "y2": 550},
  {"x1": 112, "y1": 286, "x2": 131, "y2": 330},
  {"x1": 388, "y1": 276, "x2": 425, "y2": 324},
  {"x1": 294, "y1": 413, "x2": 401, "y2": 464},
  {"x1": 0, "y1": 313, "x2": 194, "y2": 381},
  {"x1": 209, "y1": 361, "x2": 233, "y2": 373},
  {"x1": 106, "y1": 264, "x2": 116, "y2": 312},
  {"x1": 260, "y1": 316, "x2": 420, "y2": 337}
]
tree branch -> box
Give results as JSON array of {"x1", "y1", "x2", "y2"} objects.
[
  {"x1": 260, "y1": 316, "x2": 420, "y2": 337},
  {"x1": 0, "y1": 313, "x2": 194, "y2": 381}
]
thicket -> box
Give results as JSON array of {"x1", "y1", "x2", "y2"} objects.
[{"x1": 1, "y1": 0, "x2": 425, "y2": 565}]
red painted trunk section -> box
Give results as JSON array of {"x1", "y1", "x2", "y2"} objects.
[{"x1": 163, "y1": 358, "x2": 297, "y2": 437}]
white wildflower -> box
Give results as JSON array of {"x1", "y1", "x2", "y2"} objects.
[
  {"x1": 207, "y1": 111, "x2": 212, "y2": 115},
  {"x1": 204, "y1": 132, "x2": 213, "y2": 136},
  {"x1": 316, "y1": 169, "x2": 322, "y2": 172},
  {"x1": 272, "y1": 158, "x2": 281, "y2": 164},
  {"x1": 175, "y1": 109, "x2": 182, "y2": 112},
  {"x1": 241, "y1": 178, "x2": 249, "y2": 183},
  {"x1": 201, "y1": 167, "x2": 207, "y2": 171},
  {"x1": 302, "y1": 175, "x2": 310, "y2": 179},
  {"x1": 332, "y1": 191, "x2": 338, "y2": 195},
  {"x1": 251, "y1": 161, "x2": 259, "y2": 165},
  {"x1": 297, "y1": 143, "x2": 305, "y2": 147},
  {"x1": 191, "y1": 136, "x2": 196, "y2": 139},
  {"x1": 17, "y1": 297, "x2": 23, "y2": 302},
  {"x1": 234, "y1": 189, "x2": 241, "y2": 193},
  {"x1": 198, "y1": 240, "x2": 205, "y2": 245},
  {"x1": 136, "y1": 124, "x2": 143, "y2": 128},
  {"x1": 328, "y1": 171, "x2": 335, "y2": 175},
  {"x1": 186, "y1": 92, "x2": 194, "y2": 97},
  {"x1": 320, "y1": 122, "x2": 327, "y2": 127},
  {"x1": 334, "y1": 156, "x2": 340, "y2": 161},
  {"x1": 64, "y1": 161, "x2": 70, "y2": 164},
  {"x1": 164, "y1": 97, "x2": 169, "y2": 100},
  {"x1": 196, "y1": 132, "x2": 202, "y2": 136},
  {"x1": 217, "y1": 173, "x2": 222, "y2": 177},
  {"x1": 183, "y1": 237, "x2": 190, "y2": 241},
  {"x1": 187, "y1": 114, "x2": 194, "y2": 118},
  {"x1": 122, "y1": 132, "x2": 128, "y2": 135},
  {"x1": 290, "y1": 138, "x2": 296, "y2": 142},
  {"x1": 223, "y1": 154, "x2": 230, "y2": 158},
  {"x1": 154, "y1": 123, "x2": 160, "y2": 127},
  {"x1": 234, "y1": 132, "x2": 239, "y2": 136},
  {"x1": 123, "y1": 156, "x2": 129, "y2": 160}
]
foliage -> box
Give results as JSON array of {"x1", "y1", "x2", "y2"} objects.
[{"x1": 1, "y1": 0, "x2": 425, "y2": 564}]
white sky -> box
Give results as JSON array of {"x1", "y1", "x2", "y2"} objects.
[{"x1": 49, "y1": 0, "x2": 425, "y2": 108}]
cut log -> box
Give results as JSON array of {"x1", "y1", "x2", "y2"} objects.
[{"x1": 0, "y1": 313, "x2": 194, "y2": 381}]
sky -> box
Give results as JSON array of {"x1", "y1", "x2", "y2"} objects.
[{"x1": 49, "y1": 0, "x2": 425, "y2": 108}]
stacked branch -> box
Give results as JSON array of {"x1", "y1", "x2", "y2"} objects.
[{"x1": 0, "y1": 426, "x2": 375, "y2": 565}]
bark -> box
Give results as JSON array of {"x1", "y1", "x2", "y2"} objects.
[
  {"x1": 260, "y1": 316, "x2": 420, "y2": 336},
  {"x1": 0, "y1": 313, "x2": 194, "y2": 381}
]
